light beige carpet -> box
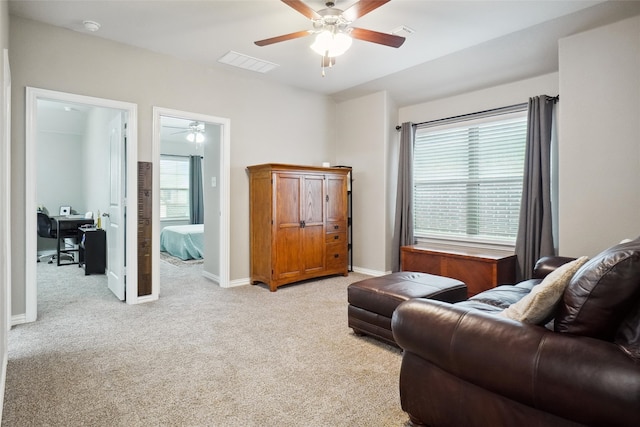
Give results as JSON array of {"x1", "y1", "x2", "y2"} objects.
[
  {"x1": 2, "y1": 259, "x2": 409, "y2": 426},
  {"x1": 160, "y1": 251, "x2": 204, "y2": 266}
]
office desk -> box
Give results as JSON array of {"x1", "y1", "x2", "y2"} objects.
[{"x1": 51, "y1": 216, "x2": 95, "y2": 266}]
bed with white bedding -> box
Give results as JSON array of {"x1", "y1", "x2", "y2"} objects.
[{"x1": 160, "y1": 224, "x2": 204, "y2": 260}]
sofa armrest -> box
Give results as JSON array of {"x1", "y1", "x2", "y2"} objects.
[
  {"x1": 392, "y1": 298, "x2": 640, "y2": 427},
  {"x1": 532, "y1": 256, "x2": 576, "y2": 279}
]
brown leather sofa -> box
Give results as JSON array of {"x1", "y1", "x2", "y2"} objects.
[{"x1": 391, "y1": 238, "x2": 640, "y2": 427}]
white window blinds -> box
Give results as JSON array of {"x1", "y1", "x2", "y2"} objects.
[
  {"x1": 413, "y1": 107, "x2": 527, "y2": 246},
  {"x1": 160, "y1": 155, "x2": 190, "y2": 220}
]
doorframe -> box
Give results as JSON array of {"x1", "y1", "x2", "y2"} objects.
[
  {"x1": 3, "y1": 49, "x2": 11, "y2": 332},
  {"x1": 152, "y1": 107, "x2": 230, "y2": 290},
  {"x1": 25, "y1": 87, "x2": 139, "y2": 322}
]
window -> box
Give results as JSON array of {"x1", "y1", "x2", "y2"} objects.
[
  {"x1": 160, "y1": 155, "x2": 190, "y2": 220},
  {"x1": 413, "y1": 107, "x2": 527, "y2": 247}
]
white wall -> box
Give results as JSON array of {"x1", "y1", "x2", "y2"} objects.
[
  {"x1": 36, "y1": 130, "x2": 84, "y2": 253},
  {"x1": 36, "y1": 131, "x2": 84, "y2": 214},
  {"x1": 83, "y1": 107, "x2": 119, "y2": 221},
  {"x1": 9, "y1": 16, "x2": 335, "y2": 317},
  {"x1": 203, "y1": 123, "x2": 221, "y2": 277},
  {"x1": 558, "y1": 15, "x2": 640, "y2": 256}
]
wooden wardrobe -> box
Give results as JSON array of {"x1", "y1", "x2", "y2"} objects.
[{"x1": 247, "y1": 163, "x2": 351, "y2": 291}]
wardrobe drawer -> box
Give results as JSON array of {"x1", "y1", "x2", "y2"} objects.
[
  {"x1": 326, "y1": 232, "x2": 347, "y2": 243},
  {"x1": 326, "y1": 221, "x2": 347, "y2": 233},
  {"x1": 326, "y1": 243, "x2": 348, "y2": 270}
]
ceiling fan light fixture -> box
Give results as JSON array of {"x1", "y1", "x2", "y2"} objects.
[
  {"x1": 310, "y1": 30, "x2": 352, "y2": 57},
  {"x1": 186, "y1": 132, "x2": 205, "y2": 144}
]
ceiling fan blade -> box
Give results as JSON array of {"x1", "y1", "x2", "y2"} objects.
[
  {"x1": 163, "y1": 125, "x2": 188, "y2": 129},
  {"x1": 350, "y1": 27, "x2": 405, "y2": 48},
  {"x1": 282, "y1": 0, "x2": 321, "y2": 20},
  {"x1": 342, "y1": 0, "x2": 390, "y2": 22},
  {"x1": 255, "y1": 30, "x2": 312, "y2": 46}
]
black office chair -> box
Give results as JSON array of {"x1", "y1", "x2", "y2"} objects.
[{"x1": 37, "y1": 212, "x2": 72, "y2": 264}]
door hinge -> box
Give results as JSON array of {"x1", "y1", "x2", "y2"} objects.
[{"x1": 326, "y1": 195, "x2": 329, "y2": 202}]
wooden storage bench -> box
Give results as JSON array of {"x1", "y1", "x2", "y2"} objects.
[{"x1": 401, "y1": 244, "x2": 516, "y2": 297}]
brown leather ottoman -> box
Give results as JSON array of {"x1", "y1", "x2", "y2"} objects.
[{"x1": 348, "y1": 272, "x2": 467, "y2": 346}]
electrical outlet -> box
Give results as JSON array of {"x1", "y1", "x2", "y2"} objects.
[{"x1": 211, "y1": 177, "x2": 217, "y2": 187}]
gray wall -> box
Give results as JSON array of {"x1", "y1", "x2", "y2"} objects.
[
  {"x1": 558, "y1": 15, "x2": 640, "y2": 256},
  {"x1": 1, "y1": 0, "x2": 10, "y2": 412},
  {"x1": 335, "y1": 91, "x2": 395, "y2": 274},
  {"x1": 9, "y1": 16, "x2": 335, "y2": 317}
]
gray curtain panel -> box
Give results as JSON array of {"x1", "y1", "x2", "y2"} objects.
[
  {"x1": 392, "y1": 122, "x2": 415, "y2": 272},
  {"x1": 515, "y1": 95, "x2": 556, "y2": 280},
  {"x1": 189, "y1": 155, "x2": 204, "y2": 224}
]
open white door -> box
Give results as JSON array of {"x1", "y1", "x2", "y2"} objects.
[{"x1": 106, "y1": 113, "x2": 126, "y2": 300}]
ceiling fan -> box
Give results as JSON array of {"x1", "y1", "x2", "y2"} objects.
[
  {"x1": 165, "y1": 121, "x2": 206, "y2": 143},
  {"x1": 255, "y1": 0, "x2": 405, "y2": 73}
]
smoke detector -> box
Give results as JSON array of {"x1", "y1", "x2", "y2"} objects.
[{"x1": 83, "y1": 20, "x2": 101, "y2": 32}]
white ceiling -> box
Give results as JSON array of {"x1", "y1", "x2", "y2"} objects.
[{"x1": 9, "y1": 1, "x2": 640, "y2": 105}]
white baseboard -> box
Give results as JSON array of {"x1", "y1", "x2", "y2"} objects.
[
  {"x1": 352, "y1": 266, "x2": 390, "y2": 277},
  {"x1": 224, "y1": 277, "x2": 250, "y2": 288},
  {"x1": 136, "y1": 294, "x2": 158, "y2": 304},
  {"x1": 208, "y1": 270, "x2": 390, "y2": 288},
  {"x1": 201, "y1": 270, "x2": 219, "y2": 284},
  {"x1": 204, "y1": 268, "x2": 393, "y2": 289},
  {"x1": 11, "y1": 313, "x2": 28, "y2": 326},
  {"x1": 202, "y1": 270, "x2": 248, "y2": 288},
  {"x1": 1, "y1": 354, "x2": 6, "y2": 421}
]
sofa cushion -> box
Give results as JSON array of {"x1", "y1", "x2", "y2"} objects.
[
  {"x1": 555, "y1": 237, "x2": 640, "y2": 340},
  {"x1": 499, "y1": 256, "x2": 589, "y2": 324},
  {"x1": 453, "y1": 281, "x2": 539, "y2": 313}
]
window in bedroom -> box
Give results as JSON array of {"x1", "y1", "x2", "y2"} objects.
[
  {"x1": 160, "y1": 155, "x2": 190, "y2": 220},
  {"x1": 413, "y1": 105, "x2": 528, "y2": 248}
]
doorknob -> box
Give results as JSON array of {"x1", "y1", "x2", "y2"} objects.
[{"x1": 102, "y1": 213, "x2": 110, "y2": 217}]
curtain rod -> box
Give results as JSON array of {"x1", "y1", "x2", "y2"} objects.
[{"x1": 395, "y1": 95, "x2": 559, "y2": 131}]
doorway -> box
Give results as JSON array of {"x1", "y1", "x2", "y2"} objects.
[
  {"x1": 25, "y1": 88, "x2": 139, "y2": 322},
  {"x1": 152, "y1": 107, "x2": 230, "y2": 292}
]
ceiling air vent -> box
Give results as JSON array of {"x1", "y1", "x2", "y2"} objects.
[{"x1": 218, "y1": 51, "x2": 279, "y2": 74}]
